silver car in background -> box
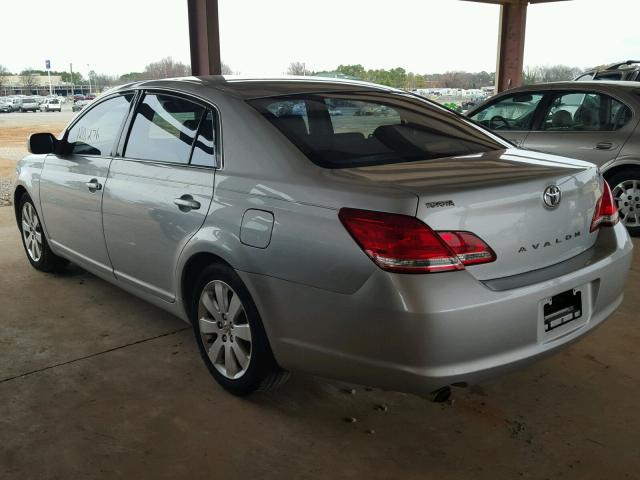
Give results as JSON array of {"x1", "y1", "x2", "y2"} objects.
[
  {"x1": 14, "y1": 77, "x2": 632, "y2": 396},
  {"x1": 468, "y1": 81, "x2": 640, "y2": 235}
]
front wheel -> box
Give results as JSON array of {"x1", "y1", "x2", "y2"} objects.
[
  {"x1": 191, "y1": 263, "x2": 288, "y2": 396},
  {"x1": 18, "y1": 194, "x2": 68, "y2": 272}
]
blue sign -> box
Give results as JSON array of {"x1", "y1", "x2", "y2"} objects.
[{"x1": 45, "y1": 60, "x2": 51, "y2": 70}]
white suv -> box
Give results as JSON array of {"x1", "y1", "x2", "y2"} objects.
[{"x1": 40, "y1": 98, "x2": 62, "y2": 112}]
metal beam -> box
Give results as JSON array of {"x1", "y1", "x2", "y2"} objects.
[
  {"x1": 495, "y1": 2, "x2": 527, "y2": 92},
  {"x1": 187, "y1": 0, "x2": 222, "y2": 76}
]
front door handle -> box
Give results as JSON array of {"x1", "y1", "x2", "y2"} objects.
[
  {"x1": 85, "y1": 178, "x2": 102, "y2": 192},
  {"x1": 174, "y1": 195, "x2": 201, "y2": 212},
  {"x1": 595, "y1": 142, "x2": 615, "y2": 150}
]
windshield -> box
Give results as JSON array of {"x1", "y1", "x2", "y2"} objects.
[{"x1": 249, "y1": 92, "x2": 504, "y2": 168}]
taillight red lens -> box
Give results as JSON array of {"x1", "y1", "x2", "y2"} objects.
[
  {"x1": 437, "y1": 231, "x2": 496, "y2": 266},
  {"x1": 590, "y1": 180, "x2": 619, "y2": 232},
  {"x1": 338, "y1": 208, "x2": 495, "y2": 273}
]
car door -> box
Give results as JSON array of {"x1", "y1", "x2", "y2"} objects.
[
  {"x1": 102, "y1": 91, "x2": 217, "y2": 301},
  {"x1": 39, "y1": 93, "x2": 134, "y2": 275},
  {"x1": 468, "y1": 91, "x2": 544, "y2": 147},
  {"x1": 523, "y1": 91, "x2": 635, "y2": 166}
]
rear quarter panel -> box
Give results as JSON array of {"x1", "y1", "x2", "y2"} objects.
[{"x1": 176, "y1": 93, "x2": 418, "y2": 304}]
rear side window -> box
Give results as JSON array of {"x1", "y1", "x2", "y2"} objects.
[
  {"x1": 66, "y1": 94, "x2": 134, "y2": 156},
  {"x1": 250, "y1": 93, "x2": 502, "y2": 168},
  {"x1": 190, "y1": 111, "x2": 216, "y2": 167},
  {"x1": 125, "y1": 94, "x2": 207, "y2": 165},
  {"x1": 540, "y1": 92, "x2": 632, "y2": 131}
]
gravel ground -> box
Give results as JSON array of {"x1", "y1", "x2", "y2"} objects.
[
  {"x1": 0, "y1": 107, "x2": 74, "y2": 207},
  {"x1": 0, "y1": 175, "x2": 13, "y2": 207}
]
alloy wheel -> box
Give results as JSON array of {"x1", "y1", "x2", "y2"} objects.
[
  {"x1": 612, "y1": 180, "x2": 640, "y2": 227},
  {"x1": 21, "y1": 203, "x2": 43, "y2": 262},
  {"x1": 198, "y1": 280, "x2": 252, "y2": 380}
]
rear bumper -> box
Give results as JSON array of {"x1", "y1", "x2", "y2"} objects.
[{"x1": 240, "y1": 223, "x2": 633, "y2": 394}]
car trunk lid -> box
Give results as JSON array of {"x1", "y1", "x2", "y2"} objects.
[{"x1": 334, "y1": 149, "x2": 601, "y2": 280}]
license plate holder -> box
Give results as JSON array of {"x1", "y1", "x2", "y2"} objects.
[{"x1": 543, "y1": 289, "x2": 582, "y2": 333}]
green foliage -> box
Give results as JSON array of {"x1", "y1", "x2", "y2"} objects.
[
  {"x1": 119, "y1": 72, "x2": 143, "y2": 82},
  {"x1": 332, "y1": 64, "x2": 496, "y2": 89},
  {"x1": 443, "y1": 102, "x2": 462, "y2": 112}
]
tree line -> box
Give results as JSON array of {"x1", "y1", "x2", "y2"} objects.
[
  {"x1": 288, "y1": 62, "x2": 586, "y2": 89},
  {"x1": 1, "y1": 59, "x2": 586, "y2": 93},
  {"x1": 0, "y1": 57, "x2": 233, "y2": 93}
]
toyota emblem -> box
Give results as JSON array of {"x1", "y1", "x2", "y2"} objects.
[{"x1": 543, "y1": 185, "x2": 561, "y2": 209}]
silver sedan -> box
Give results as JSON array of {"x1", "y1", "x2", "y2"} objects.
[{"x1": 14, "y1": 77, "x2": 632, "y2": 396}]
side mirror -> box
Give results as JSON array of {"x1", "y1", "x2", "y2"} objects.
[{"x1": 27, "y1": 132, "x2": 57, "y2": 155}]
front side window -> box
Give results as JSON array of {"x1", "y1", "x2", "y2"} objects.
[
  {"x1": 125, "y1": 94, "x2": 206, "y2": 164},
  {"x1": 470, "y1": 93, "x2": 544, "y2": 131},
  {"x1": 250, "y1": 92, "x2": 503, "y2": 168},
  {"x1": 66, "y1": 94, "x2": 133, "y2": 156},
  {"x1": 540, "y1": 92, "x2": 632, "y2": 131}
]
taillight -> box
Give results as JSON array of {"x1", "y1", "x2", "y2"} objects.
[
  {"x1": 437, "y1": 231, "x2": 496, "y2": 266},
  {"x1": 338, "y1": 208, "x2": 495, "y2": 274},
  {"x1": 590, "y1": 180, "x2": 619, "y2": 232}
]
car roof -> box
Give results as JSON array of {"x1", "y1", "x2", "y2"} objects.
[
  {"x1": 506, "y1": 80, "x2": 640, "y2": 93},
  {"x1": 111, "y1": 75, "x2": 400, "y2": 100}
]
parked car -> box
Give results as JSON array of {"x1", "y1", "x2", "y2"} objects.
[
  {"x1": 40, "y1": 98, "x2": 62, "y2": 112},
  {"x1": 7, "y1": 96, "x2": 22, "y2": 111},
  {"x1": 575, "y1": 60, "x2": 640, "y2": 82},
  {"x1": 0, "y1": 100, "x2": 13, "y2": 112},
  {"x1": 72, "y1": 99, "x2": 90, "y2": 112},
  {"x1": 16, "y1": 97, "x2": 39, "y2": 112},
  {"x1": 73, "y1": 94, "x2": 85, "y2": 102},
  {"x1": 467, "y1": 81, "x2": 640, "y2": 235},
  {"x1": 14, "y1": 78, "x2": 632, "y2": 397}
]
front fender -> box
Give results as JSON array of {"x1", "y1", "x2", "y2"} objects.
[{"x1": 13, "y1": 155, "x2": 46, "y2": 229}]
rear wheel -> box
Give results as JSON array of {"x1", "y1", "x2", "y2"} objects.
[
  {"x1": 191, "y1": 263, "x2": 288, "y2": 396},
  {"x1": 18, "y1": 194, "x2": 68, "y2": 272},
  {"x1": 606, "y1": 168, "x2": 640, "y2": 237}
]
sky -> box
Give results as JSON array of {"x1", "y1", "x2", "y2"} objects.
[{"x1": 1, "y1": 0, "x2": 639, "y2": 77}]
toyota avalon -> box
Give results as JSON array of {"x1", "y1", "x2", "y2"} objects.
[{"x1": 14, "y1": 77, "x2": 633, "y2": 396}]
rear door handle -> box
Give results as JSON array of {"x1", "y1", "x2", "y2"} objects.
[
  {"x1": 595, "y1": 142, "x2": 615, "y2": 150},
  {"x1": 174, "y1": 195, "x2": 201, "y2": 212},
  {"x1": 85, "y1": 178, "x2": 102, "y2": 192}
]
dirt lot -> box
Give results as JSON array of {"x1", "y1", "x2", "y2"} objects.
[{"x1": 0, "y1": 110, "x2": 73, "y2": 200}]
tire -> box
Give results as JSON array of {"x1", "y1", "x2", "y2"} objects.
[
  {"x1": 605, "y1": 167, "x2": 640, "y2": 237},
  {"x1": 18, "y1": 194, "x2": 68, "y2": 272},
  {"x1": 190, "y1": 263, "x2": 288, "y2": 396}
]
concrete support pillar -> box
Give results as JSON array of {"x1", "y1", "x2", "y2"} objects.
[
  {"x1": 187, "y1": 0, "x2": 222, "y2": 76},
  {"x1": 495, "y1": 2, "x2": 527, "y2": 92}
]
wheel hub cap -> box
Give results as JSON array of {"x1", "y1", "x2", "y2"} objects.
[
  {"x1": 612, "y1": 180, "x2": 640, "y2": 227},
  {"x1": 197, "y1": 280, "x2": 252, "y2": 380},
  {"x1": 21, "y1": 203, "x2": 43, "y2": 262}
]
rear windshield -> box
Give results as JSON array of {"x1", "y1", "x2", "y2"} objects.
[{"x1": 249, "y1": 92, "x2": 503, "y2": 168}]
